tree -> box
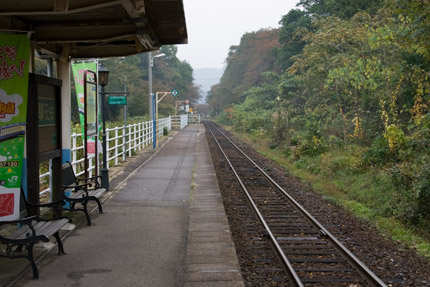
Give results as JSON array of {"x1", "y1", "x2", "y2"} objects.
[
  {"x1": 98, "y1": 45, "x2": 199, "y2": 121},
  {"x1": 208, "y1": 29, "x2": 281, "y2": 114},
  {"x1": 277, "y1": 9, "x2": 312, "y2": 70},
  {"x1": 297, "y1": 0, "x2": 384, "y2": 19}
]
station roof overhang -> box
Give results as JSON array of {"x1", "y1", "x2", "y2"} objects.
[{"x1": 0, "y1": 0, "x2": 188, "y2": 60}]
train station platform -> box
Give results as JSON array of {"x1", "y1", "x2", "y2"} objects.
[{"x1": 1, "y1": 124, "x2": 244, "y2": 287}]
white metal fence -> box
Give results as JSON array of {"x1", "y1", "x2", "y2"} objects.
[
  {"x1": 188, "y1": 114, "x2": 201, "y2": 124},
  {"x1": 171, "y1": 114, "x2": 188, "y2": 129},
  {"x1": 40, "y1": 116, "x2": 174, "y2": 195},
  {"x1": 39, "y1": 114, "x2": 200, "y2": 195}
]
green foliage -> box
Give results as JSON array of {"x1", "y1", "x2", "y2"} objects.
[
  {"x1": 207, "y1": 29, "x2": 281, "y2": 114},
  {"x1": 216, "y1": 72, "x2": 280, "y2": 135},
  {"x1": 297, "y1": 0, "x2": 384, "y2": 19},
  {"x1": 363, "y1": 136, "x2": 391, "y2": 166},
  {"x1": 230, "y1": 99, "x2": 273, "y2": 134},
  {"x1": 277, "y1": 9, "x2": 312, "y2": 70},
  {"x1": 322, "y1": 150, "x2": 364, "y2": 177},
  {"x1": 212, "y1": 0, "x2": 430, "y2": 231},
  {"x1": 215, "y1": 109, "x2": 233, "y2": 126},
  {"x1": 294, "y1": 156, "x2": 321, "y2": 174}
]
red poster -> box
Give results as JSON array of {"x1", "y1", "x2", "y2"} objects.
[
  {"x1": 0, "y1": 193, "x2": 14, "y2": 217},
  {"x1": 87, "y1": 139, "x2": 95, "y2": 156}
]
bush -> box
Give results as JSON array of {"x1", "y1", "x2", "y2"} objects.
[
  {"x1": 216, "y1": 110, "x2": 232, "y2": 125},
  {"x1": 294, "y1": 156, "x2": 321, "y2": 174},
  {"x1": 363, "y1": 136, "x2": 391, "y2": 166},
  {"x1": 298, "y1": 136, "x2": 327, "y2": 157},
  {"x1": 389, "y1": 165, "x2": 420, "y2": 223},
  {"x1": 324, "y1": 154, "x2": 363, "y2": 177},
  {"x1": 414, "y1": 164, "x2": 430, "y2": 220},
  {"x1": 389, "y1": 158, "x2": 430, "y2": 224}
]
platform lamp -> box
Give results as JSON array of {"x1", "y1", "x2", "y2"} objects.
[{"x1": 98, "y1": 65, "x2": 110, "y2": 189}]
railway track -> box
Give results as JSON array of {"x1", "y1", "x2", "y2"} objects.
[{"x1": 205, "y1": 121, "x2": 388, "y2": 287}]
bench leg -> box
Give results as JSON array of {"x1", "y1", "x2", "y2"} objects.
[
  {"x1": 82, "y1": 201, "x2": 92, "y2": 226},
  {"x1": 2, "y1": 243, "x2": 39, "y2": 279},
  {"x1": 85, "y1": 195, "x2": 103, "y2": 214},
  {"x1": 67, "y1": 199, "x2": 92, "y2": 226},
  {"x1": 27, "y1": 243, "x2": 39, "y2": 279},
  {"x1": 53, "y1": 232, "x2": 66, "y2": 255},
  {"x1": 95, "y1": 198, "x2": 103, "y2": 214}
]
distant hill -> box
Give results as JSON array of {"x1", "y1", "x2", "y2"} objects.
[
  {"x1": 193, "y1": 68, "x2": 223, "y2": 102},
  {"x1": 207, "y1": 28, "x2": 281, "y2": 109}
]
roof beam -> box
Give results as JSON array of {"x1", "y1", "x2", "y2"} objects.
[
  {"x1": 35, "y1": 33, "x2": 136, "y2": 45},
  {"x1": 136, "y1": 31, "x2": 156, "y2": 49},
  {"x1": 120, "y1": 0, "x2": 146, "y2": 17},
  {"x1": 119, "y1": 0, "x2": 159, "y2": 49},
  {"x1": 54, "y1": 0, "x2": 69, "y2": 12},
  {"x1": 0, "y1": 1, "x2": 122, "y2": 16}
]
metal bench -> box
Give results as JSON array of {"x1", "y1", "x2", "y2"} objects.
[
  {"x1": 0, "y1": 217, "x2": 71, "y2": 279},
  {"x1": 0, "y1": 191, "x2": 72, "y2": 279},
  {"x1": 62, "y1": 161, "x2": 106, "y2": 226}
]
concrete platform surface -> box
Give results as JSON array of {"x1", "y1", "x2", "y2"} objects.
[{"x1": 1, "y1": 124, "x2": 244, "y2": 287}]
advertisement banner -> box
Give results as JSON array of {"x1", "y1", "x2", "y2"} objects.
[
  {"x1": 0, "y1": 34, "x2": 30, "y2": 221},
  {"x1": 71, "y1": 62, "x2": 100, "y2": 156},
  {"x1": 71, "y1": 62, "x2": 97, "y2": 135}
]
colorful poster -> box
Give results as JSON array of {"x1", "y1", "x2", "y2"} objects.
[
  {"x1": 0, "y1": 34, "x2": 30, "y2": 221},
  {"x1": 71, "y1": 62, "x2": 97, "y2": 135},
  {"x1": 71, "y1": 62, "x2": 100, "y2": 157}
]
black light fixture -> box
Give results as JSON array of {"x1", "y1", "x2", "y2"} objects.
[{"x1": 98, "y1": 65, "x2": 110, "y2": 87}]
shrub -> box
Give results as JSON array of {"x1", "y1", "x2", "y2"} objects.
[
  {"x1": 389, "y1": 159, "x2": 430, "y2": 224},
  {"x1": 216, "y1": 110, "x2": 232, "y2": 125},
  {"x1": 363, "y1": 136, "x2": 391, "y2": 166},
  {"x1": 294, "y1": 156, "x2": 321, "y2": 174}
]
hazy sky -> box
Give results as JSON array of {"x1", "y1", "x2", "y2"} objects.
[{"x1": 176, "y1": 0, "x2": 300, "y2": 70}]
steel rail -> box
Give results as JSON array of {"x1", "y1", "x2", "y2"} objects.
[
  {"x1": 206, "y1": 122, "x2": 304, "y2": 287},
  {"x1": 206, "y1": 121, "x2": 388, "y2": 287}
]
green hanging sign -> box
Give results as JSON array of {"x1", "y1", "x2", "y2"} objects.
[{"x1": 108, "y1": 96, "x2": 127, "y2": 105}]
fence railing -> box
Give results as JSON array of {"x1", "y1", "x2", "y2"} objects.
[
  {"x1": 188, "y1": 114, "x2": 201, "y2": 124},
  {"x1": 39, "y1": 116, "x2": 175, "y2": 195},
  {"x1": 40, "y1": 114, "x2": 200, "y2": 195},
  {"x1": 171, "y1": 114, "x2": 188, "y2": 129}
]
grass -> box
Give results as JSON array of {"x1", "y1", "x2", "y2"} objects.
[{"x1": 220, "y1": 124, "x2": 430, "y2": 260}]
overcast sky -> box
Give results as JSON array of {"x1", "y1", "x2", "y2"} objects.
[{"x1": 176, "y1": 0, "x2": 300, "y2": 70}]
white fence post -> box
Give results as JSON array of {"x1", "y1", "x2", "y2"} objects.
[
  {"x1": 72, "y1": 133, "x2": 77, "y2": 166},
  {"x1": 139, "y1": 122, "x2": 142, "y2": 150},
  {"x1": 114, "y1": 128, "x2": 118, "y2": 166},
  {"x1": 128, "y1": 124, "x2": 132, "y2": 157},
  {"x1": 134, "y1": 124, "x2": 137, "y2": 153},
  {"x1": 106, "y1": 130, "x2": 110, "y2": 169}
]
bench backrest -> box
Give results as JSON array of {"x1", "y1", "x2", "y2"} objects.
[{"x1": 62, "y1": 162, "x2": 77, "y2": 187}]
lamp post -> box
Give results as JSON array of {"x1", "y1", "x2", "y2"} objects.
[
  {"x1": 148, "y1": 52, "x2": 166, "y2": 122},
  {"x1": 98, "y1": 65, "x2": 110, "y2": 189}
]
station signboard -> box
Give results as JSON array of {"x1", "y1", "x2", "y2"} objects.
[{"x1": 108, "y1": 96, "x2": 127, "y2": 105}]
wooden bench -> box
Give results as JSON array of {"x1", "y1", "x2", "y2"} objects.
[
  {"x1": 62, "y1": 161, "x2": 106, "y2": 226},
  {"x1": 0, "y1": 191, "x2": 72, "y2": 279}
]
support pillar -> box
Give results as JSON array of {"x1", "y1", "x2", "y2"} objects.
[{"x1": 57, "y1": 60, "x2": 72, "y2": 163}]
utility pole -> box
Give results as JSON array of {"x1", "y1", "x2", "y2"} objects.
[{"x1": 148, "y1": 52, "x2": 153, "y2": 121}]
